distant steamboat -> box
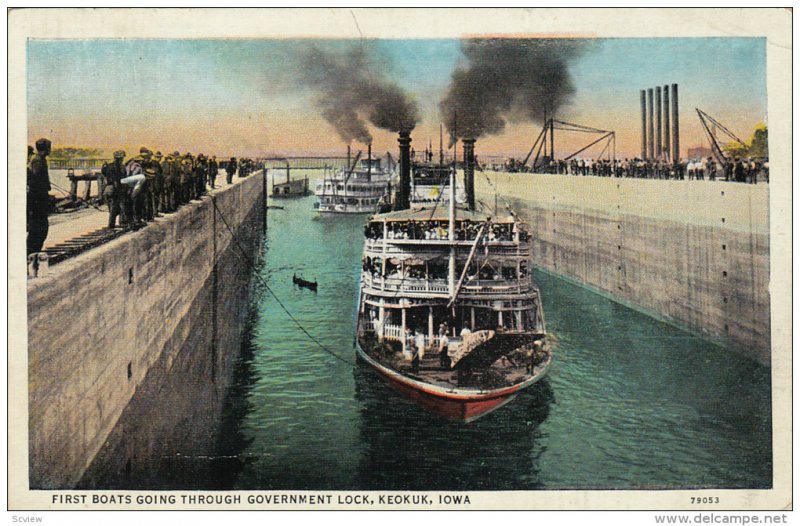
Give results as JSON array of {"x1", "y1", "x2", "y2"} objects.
[
  {"x1": 315, "y1": 145, "x2": 395, "y2": 214},
  {"x1": 355, "y1": 133, "x2": 552, "y2": 422}
]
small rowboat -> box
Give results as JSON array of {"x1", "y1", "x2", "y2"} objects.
[{"x1": 292, "y1": 273, "x2": 318, "y2": 291}]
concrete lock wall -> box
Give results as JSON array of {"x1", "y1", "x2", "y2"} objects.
[
  {"x1": 476, "y1": 173, "x2": 770, "y2": 364},
  {"x1": 27, "y1": 173, "x2": 267, "y2": 489}
]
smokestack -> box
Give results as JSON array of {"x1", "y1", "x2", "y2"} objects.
[
  {"x1": 647, "y1": 88, "x2": 654, "y2": 160},
  {"x1": 640, "y1": 90, "x2": 647, "y2": 159},
  {"x1": 367, "y1": 142, "x2": 372, "y2": 182},
  {"x1": 347, "y1": 145, "x2": 351, "y2": 168},
  {"x1": 663, "y1": 85, "x2": 670, "y2": 159},
  {"x1": 396, "y1": 131, "x2": 411, "y2": 211},
  {"x1": 655, "y1": 87, "x2": 662, "y2": 161},
  {"x1": 462, "y1": 138, "x2": 476, "y2": 211},
  {"x1": 439, "y1": 124, "x2": 444, "y2": 166},
  {"x1": 549, "y1": 116, "x2": 554, "y2": 160},
  {"x1": 671, "y1": 84, "x2": 679, "y2": 164},
  {"x1": 543, "y1": 110, "x2": 548, "y2": 158}
]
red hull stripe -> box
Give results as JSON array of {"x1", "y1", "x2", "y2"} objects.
[
  {"x1": 356, "y1": 343, "x2": 549, "y2": 401},
  {"x1": 382, "y1": 372, "x2": 517, "y2": 422}
]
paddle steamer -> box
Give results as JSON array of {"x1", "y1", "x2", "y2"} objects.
[
  {"x1": 355, "y1": 133, "x2": 551, "y2": 422},
  {"x1": 315, "y1": 144, "x2": 395, "y2": 214}
]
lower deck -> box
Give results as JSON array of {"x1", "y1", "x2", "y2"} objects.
[{"x1": 357, "y1": 331, "x2": 550, "y2": 392}]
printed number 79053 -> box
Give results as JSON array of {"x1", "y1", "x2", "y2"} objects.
[{"x1": 691, "y1": 497, "x2": 720, "y2": 504}]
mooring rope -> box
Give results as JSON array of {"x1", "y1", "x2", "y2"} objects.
[
  {"x1": 211, "y1": 197, "x2": 357, "y2": 367},
  {"x1": 475, "y1": 163, "x2": 518, "y2": 218}
]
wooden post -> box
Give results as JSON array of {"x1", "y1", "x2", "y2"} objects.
[
  {"x1": 262, "y1": 170, "x2": 268, "y2": 232},
  {"x1": 83, "y1": 180, "x2": 92, "y2": 201},
  {"x1": 96, "y1": 171, "x2": 106, "y2": 202}
]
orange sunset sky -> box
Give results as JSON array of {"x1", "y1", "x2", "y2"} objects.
[{"x1": 27, "y1": 38, "x2": 766, "y2": 160}]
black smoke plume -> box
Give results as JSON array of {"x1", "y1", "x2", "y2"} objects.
[
  {"x1": 440, "y1": 39, "x2": 587, "y2": 141},
  {"x1": 299, "y1": 45, "x2": 419, "y2": 144}
]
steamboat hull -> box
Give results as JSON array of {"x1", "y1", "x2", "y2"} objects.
[
  {"x1": 316, "y1": 208, "x2": 374, "y2": 215},
  {"x1": 356, "y1": 341, "x2": 551, "y2": 423},
  {"x1": 272, "y1": 191, "x2": 309, "y2": 199}
]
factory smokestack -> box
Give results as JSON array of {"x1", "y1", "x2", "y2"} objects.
[
  {"x1": 396, "y1": 131, "x2": 411, "y2": 211},
  {"x1": 462, "y1": 138, "x2": 476, "y2": 211},
  {"x1": 640, "y1": 90, "x2": 647, "y2": 160},
  {"x1": 663, "y1": 85, "x2": 670, "y2": 159},
  {"x1": 647, "y1": 88, "x2": 654, "y2": 160},
  {"x1": 671, "y1": 84, "x2": 680, "y2": 164},
  {"x1": 655, "y1": 87, "x2": 662, "y2": 161}
]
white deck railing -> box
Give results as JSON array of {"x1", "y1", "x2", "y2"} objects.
[
  {"x1": 360, "y1": 318, "x2": 444, "y2": 349},
  {"x1": 363, "y1": 239, "x2": 527, "y2": 258},
  {"x1": 361, "y1": 273, "x2": 531, "y2": 295}
]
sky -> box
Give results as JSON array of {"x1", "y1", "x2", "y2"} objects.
[{"x1": 27, "y1": 37, "x2": 767, "y2": 160}]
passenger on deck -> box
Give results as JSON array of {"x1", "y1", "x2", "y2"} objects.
[
  {"x1": 415, "y1": 331, "x2": 426, "y2": 360},
  {"x1": 410, "y1": 339, "x2": 420, "y2": 375},
  {"x1": 438, "y1": 323, "x2": 451, "y2": 368}
]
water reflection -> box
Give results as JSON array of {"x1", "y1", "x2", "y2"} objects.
[
  {"x1": 77, "y1": 207, "x2": 265, "y2": 490},
  {"x1": 206, "y1": 297, "x2": 262, "y2": 489},
  {"x1": 353, "y1": 361, "x2": 554, "y2": 490}
]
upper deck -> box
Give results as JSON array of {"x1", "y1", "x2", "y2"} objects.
[
  {"x1": 410, "y1": 162, "x2": 451, "y2": 185},
  {"x1": 363, "y1": 207, "x2": 530, "y2": 257},
  {"x1": 409, "y1": 162, "x2": 466, "y2": 206},
  {"x1": 360, "y1": 207, "x2": 534, "y2": 300},
  {"x1": 325, "y1": 157, "x2": 394, "y2": 182}
]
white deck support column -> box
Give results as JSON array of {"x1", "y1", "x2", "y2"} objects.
[
  {"x1": 516, "y1": 310, "x2": 523, "y2": 331},
  {"x1": 471, "y1": 307, "x2": 476, "y2": 330},
  {"x1": 381, "y1": 220, "x2": 388, "y2": 291},
  {"x1": 401, "y1": 304, "x2": 407, "y2": 350},
  {"x1": 378, "y1": 299, "x2": 385, "y2": 342},
  {"x1": 448, "y1": 165, "x2": 456, "y2": 297},
  {"x1": 498, "y1": 309, "x2": 504, "y2": 327},
  {"x1": 428, "y1": 306, "x2": 434, "y2": 341}
]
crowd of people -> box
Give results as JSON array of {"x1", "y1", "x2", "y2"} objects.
[
  {"x1": 25, "y1": 137, "x2": 264, "y2": 255},
  {"x1": 497, "y1": 156, "x2": 768, "y2": 183},
  {"x1": 100, "y1": 148, "x2": 265, "y2": 230}
]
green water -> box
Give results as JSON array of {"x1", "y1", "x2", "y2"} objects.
[{"x1": 218, "y1": 195, "x2": 772, "y2": 490}]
